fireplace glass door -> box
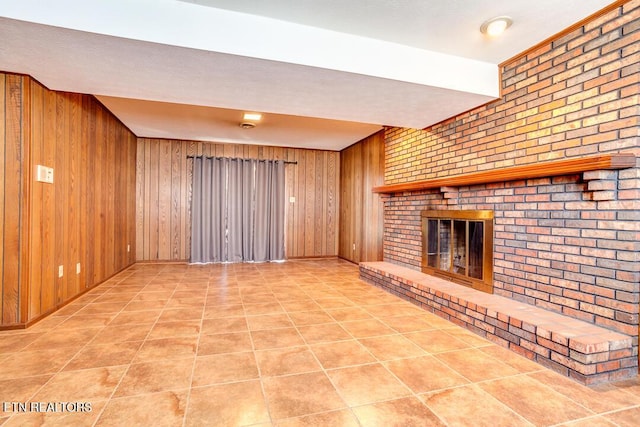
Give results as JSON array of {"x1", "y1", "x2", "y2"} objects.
[{"x1": 421, "y1": 210, "x2": 493, "y2": 293}]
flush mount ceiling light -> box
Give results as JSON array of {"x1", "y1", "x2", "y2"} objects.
[
  {"x1": 480, "y1": 16, "x2": 513, "y2": 37},
  {"x1": 240, "y1": 112, "x2": 262, "y2": 129},
  {"x1": 243, "y1": 112, "x2": 262, "y2": 122}
]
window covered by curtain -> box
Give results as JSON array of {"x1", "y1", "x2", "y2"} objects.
[{"x1": 190, "y1": 157, "x2": 285, "y2": 263}]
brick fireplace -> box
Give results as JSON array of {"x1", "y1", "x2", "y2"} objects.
[{"x1": 360, "y1": 1, "x2": 639, "y2": 384}]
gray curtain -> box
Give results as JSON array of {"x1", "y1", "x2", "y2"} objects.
[{"x1": 190, "y1": 157, "x2": 285, "y2": 263}]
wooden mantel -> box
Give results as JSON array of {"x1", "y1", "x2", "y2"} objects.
[{"x1": 373, "y1": 153, "x2": 637, "y2": 194}]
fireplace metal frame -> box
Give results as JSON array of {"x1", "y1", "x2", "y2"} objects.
[{"x1": 421, "y1": 210, "x2": 494, "y2": 293}]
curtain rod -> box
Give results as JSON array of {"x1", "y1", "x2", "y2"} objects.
[{"x1": 186, "y1": 155, "x2": 297, "y2": 165}]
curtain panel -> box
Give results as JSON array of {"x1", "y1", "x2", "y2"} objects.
[{"x1": 190, "y1": 157, "x2": 285, "y2": 263}]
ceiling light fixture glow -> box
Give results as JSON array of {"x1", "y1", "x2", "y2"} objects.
[
  {"x1": 480, "y1": 16, "x2": 513, "y2": 36},
  {"x1": 243, "y1": 112, "x2": 262, "y2": 121}
]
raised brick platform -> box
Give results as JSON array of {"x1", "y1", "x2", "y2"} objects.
[{"x1": 360, "y1": 261, "x2": 637, "y2": 385}]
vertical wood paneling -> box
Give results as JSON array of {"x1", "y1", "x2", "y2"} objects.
[
  {"x1": 136, "y1": 138, "x2": 340, "y2": 261},
  {"x1": 3, "y1": 75, "x2": 24, "y2": 324},
  {"x1": 29, "y1": 81, "x2": 44, "y2": 318},
  {"x1": 0, "y1": 74, "x2": 6, "y2": 321},
  {"x1": 0, "y1": 73, "x2": 137, "y2": 328},
  {"x1": 135, "y1": 139, "x2": 145, "y2": 261},
  {"x1": 83, "y1": 98, "x2": 96, "y2": 290},
  {"x1": 158, "y1": 140, "x2": 172, "y2": 259},
  {"x1": 339, "y1": 130, "x2": 384, "y2": 263},
  {"x1": 40, "y1": 88, "x2": 56, "y2": 313}
]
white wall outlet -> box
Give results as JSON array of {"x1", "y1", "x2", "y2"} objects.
[
  {"x1": 58, "y1": 265, "x2": 64, "y2": 278},
  {"x1": 76, "y1": 263, "x2": 81, "y2": 274},
  {"x1": 127, "y1": 244, "x2": 130, "y2": 252},
  {"x1": 289, "y1": 196, "x2": 296, "y2": 203},
  {"x1": 353, "y1": 243, "x2": 356, "y2": 251},
  {"x1": 36, "y1": 165, "x2": 54, "y2": 184}
]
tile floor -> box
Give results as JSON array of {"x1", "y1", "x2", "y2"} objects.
[{"x1": 0, "y1": 258, "x2": 638, "y2": 426}]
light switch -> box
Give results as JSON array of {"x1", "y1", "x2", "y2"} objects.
[
  {"x1": 36, "y1": 165, "x2": 54, "y2": 183},
  {"x1": 76, "y1": 263, "x2": 81, "y2": 274},
  {"x1": 289, "y1": 196, "x2": 296, "y2": 203},
  {"x1": 58, "y1": 265, "x2": 64, "y2": 278}
]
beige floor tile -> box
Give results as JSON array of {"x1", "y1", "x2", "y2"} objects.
[
  {"x1": 97, "y1": 390, "x2": 187, "y2": 427},
  {"x1": 404, "y1": 329, "x2": 473, "y2": 353},
  {"x1": 339, "y1": 319, "x2": 396, "y2": 338},
  {"x1": 326, "y1": 307, "x2": 373, "y2": 321},
  {"x1": 58, "y1": 313, "x2": 116, "y2": 329},
  {"x1": 108, "y1": 309, "x2": 162, "y2": 326},
  {"x1": 0, "y1": 332, "x2": 44, "y2": 354},
  {"x1": 201, "y1": 316, "x2": 248, "y2": 334},
  {"x1": 385, "y1": 356, "x2": 469, "y2": 393},
  {"x1": 422, "y1": 384, "x2": 532, "y2": 427},
  {"x1": 557, "y1": 416, "x2": 619, "y2": 426},
  {"x1": 326, "y1": 363, "x2": 411, "y2": 406},
  {"x1": 0, "y1": 375, "x2": 52, "y2": 407},
  {"x1": 358, "y1": 334, "x2": 427, "y2": 361},
  {"x1": 26, "y1": 327, "x2": 102, "y2": 351},
  {"x1": 157, "y1": 308, "x2": 204, "y2": 322},
  {"x1": 602, "y1": 407, "x2": 640, "y2": 427},
  {"x1": 479, "y1": 375, "x2": 596, "y2": 426},
  {"x1": 478, "y1": 345, "x2": 543, "y2": 373},
  {"x1": 529, "y1": 370, "x2": 640, "y2": 414},
  {"x1": 147, "y1": 320, "x2": 201, "y2": 339},
  {"x1": 247, "y1": 314, "x2": 294, "y2": 331},
  {"x1": 441, "y1": 327, "x2": 493, "y2": 347},
  {"x1": 133, "y1": 336, "x2": 198, "y2": 362},
  {"x1": 288, "y1": 310, "x2": 334, "y2": 326},
  {"x1": 64, "y1": 341, "x2": 142, "y2": 371},
  {"x1": 0, "y1": 259, "x2": 636, "y2": 427},
  {"x1": 255, "y1": 346, "x2": 321, "y2": 377},
  {"x1": 262, "y1": 372, "x2": 346, "y2": 420},
  {"x1": 243, "y1": 302, "x2": 285, "y2": 315},
  {"x1": 0, "y1": 348, "x2": 75, "y2": 380},
  {"x1": 352, "y1": 397, "x2": 445, "y2": 427},
  {"x1": 192, "y1": 352, "x2": 259, "y2": 386},
  {"x1": 310, "y1": 340, "x2": 376, "y2": 369},
  {"x1": 251, "y1": 328, "x2": 306, "y2": 350},
  {"x1": 186, "y1": 381, "x2": 269, "y2": 426},
  {"x1": 203, "y1": 303, "x2": 245, "y2": 318},
  {"x1": 198, "y1": 331, "x2": 253, "y2": 355},
  {"x1": 90, "y1": 323, "x2": 154, "y2": 345},
  {"x1": 380, "y1": 314, "x2": 437, "y2": 333},
  {"x1": 275, "y1": 409, "x2": 360, "y2": 427},
  {"x1": 297, "y1": 323, "x2": 352, "y2": 344},
  {"x1": 114, "y1": 358, "x2": 194, "y2": 397},
  {"x1": 278, "y1": 299, "x2": 321, "y2": 312},
  {"x1": 34, "y1": 366, "x2": 127, "y2": 402},
  {"x1": 435, "y1": 348, "x2": 521, "y2": 382}
]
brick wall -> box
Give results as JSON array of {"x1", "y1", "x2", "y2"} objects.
[{"x1": 382, "y1": 0, "x2": 639, "y2": 339}]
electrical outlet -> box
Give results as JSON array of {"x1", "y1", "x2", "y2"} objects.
[
  {"x1": 353, "y1": 243, "x2": 356, "y2": 251},
  {"x1": 76, "y1": 263, "x2": 81, "y2": 274},
  {"x1": 289, "y1": 196, "x2": 296, "y2": 203},
  {"x1": 127, "y1": 244, "x2": 130, "y2": 252},
  {"x1": 58, "y1": 265, "x2": 64, "y2": 278}
]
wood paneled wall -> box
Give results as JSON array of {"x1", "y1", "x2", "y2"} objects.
[
  {"x1": 0, "y1": 73, "x2": 137, "y2": 327},
  {"x1": 136, "y1": 139, "x2": 340, "y2": 261},
  {"x1": 339, "y1": 130, "x2": 385, "y2": 263},
  {"x1": 0, "y1": 74, "x2": 28, "y2": 325}
]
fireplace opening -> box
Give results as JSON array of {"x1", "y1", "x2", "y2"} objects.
[{"x1": 421, "y1": 210, "x2": 494, "y2": 293}]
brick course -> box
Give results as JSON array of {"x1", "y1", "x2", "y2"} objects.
[{"x1": 379, "y1": 0, "x2": 639, "y2": 378}]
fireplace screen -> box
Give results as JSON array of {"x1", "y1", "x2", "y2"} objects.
[{"x1": 421, "y1": 210, "x2": 493, "y2": 293}]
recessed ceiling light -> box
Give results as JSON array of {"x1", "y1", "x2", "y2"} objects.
[
  {"x1": 480, "y1": 16, "x2": 513, "y2": 37},
  {"x1": 243, "y1": 112, "x2": 262, "y2": 121}
]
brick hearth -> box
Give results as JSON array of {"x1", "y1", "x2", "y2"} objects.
[{"x1": 361, "y1": 261, "x2": 637, "y2": 385}]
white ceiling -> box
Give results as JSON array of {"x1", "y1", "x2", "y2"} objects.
[{"x1": 0, "y1": 0, "x2": 612, "y2": 150}]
